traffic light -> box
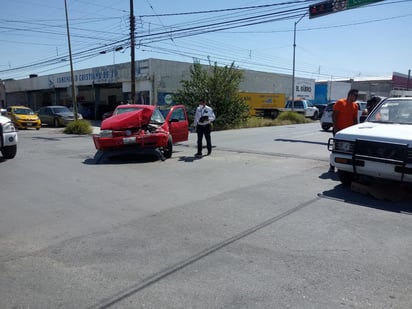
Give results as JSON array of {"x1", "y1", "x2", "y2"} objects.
[
  {"x1": 309, "y1": 0, "x2": 334, "y2": 19},
  {"x1": 309, "y1": 0, "x2": 348, "y2": 19}
]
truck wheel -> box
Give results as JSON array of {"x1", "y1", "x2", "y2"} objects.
[
  {"x1": 1, "y1": 145, "x2": 17, "y2": 159},
  {"x1": 270, "y1": 110, "x2": 279, "y2": 119},
  {"x1": 163, "y1": 136, "x2": 173, "y2": 159},
  {"x1": 337, "y1": 170, "x2": 354, "y2": 187},
  {"x1": 312, "y1": 111, "x2": 319, "y2": 120}
]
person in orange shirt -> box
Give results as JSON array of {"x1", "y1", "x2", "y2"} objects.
[
  {"x1": 332, "y1": 89, "x2": 359, "y2": 135},
  {"x1": 329, "y1": 89, "x2": 359, "y2": 172}
]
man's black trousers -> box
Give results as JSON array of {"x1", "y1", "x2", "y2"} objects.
[{"x1": 196, "y1": 124, "x2": 212, "y2": 155}]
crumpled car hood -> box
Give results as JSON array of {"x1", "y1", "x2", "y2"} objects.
[{"x1": 100, "y1": 108, "x2": 152, "y2": 130}]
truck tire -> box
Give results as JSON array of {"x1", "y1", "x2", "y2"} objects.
[
  {"x1": 270, "y1": 110, "x2": 279, "y2": 119},
  {"x1": 337, "y1": 170, "x2": 354, "y2": 187},
  {"x1": 312, "y1": 111, "x2": 319, "y2": 120}
]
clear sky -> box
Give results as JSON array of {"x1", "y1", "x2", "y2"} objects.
[{"x1": 0, "y1": 0, "x2": 411, "y2": 81}]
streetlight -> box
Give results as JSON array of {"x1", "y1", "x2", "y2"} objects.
[{"x1": 291, "y1": 13, "x2": 307, "y2": 111}]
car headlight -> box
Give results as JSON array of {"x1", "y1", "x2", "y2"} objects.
[
  {"x1": 99, "y1": 130, "x2": 113, "y2": 137},
  {"x1": 333, "y1": 139, "x2": 354, "y2": 153},
  {"x1": 2, "y1": 121, "x2": 17, "y2": 133}
]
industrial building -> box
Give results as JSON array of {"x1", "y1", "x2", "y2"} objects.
[
  {"x1": 0, "y1": 58, "x2": 315, "y2": 118},
  {"x1": 0, "y1": 58, "x2": 410, "y2": 119}
]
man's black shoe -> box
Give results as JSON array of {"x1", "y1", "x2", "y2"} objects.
[
  {"x1": 207, "y1": 151, "x2": 211, "y2": 156},
  {"x1": 195, "y1": 153, "x2": 202, "y2": 157}
]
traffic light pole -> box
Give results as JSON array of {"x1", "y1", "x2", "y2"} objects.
[{"x1": 291, "y1": 12, "x2": 307, "y2": 112}]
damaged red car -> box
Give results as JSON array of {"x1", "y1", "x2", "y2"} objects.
[{"x1": 92, "y1": 104, "x2": 189, "y2": 162}]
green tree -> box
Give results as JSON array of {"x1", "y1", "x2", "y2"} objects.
[{"x1": 174, "y1": 61, "x2": 249, "y2": 130}]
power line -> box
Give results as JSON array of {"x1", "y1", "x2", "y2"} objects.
[{"x1": 0, "y1": 0, "x2": 408, "y2": 80}]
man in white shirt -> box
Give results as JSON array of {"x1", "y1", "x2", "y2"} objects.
[{"x1": 194, "y1": 99, "x2": 215, "y2": 157}]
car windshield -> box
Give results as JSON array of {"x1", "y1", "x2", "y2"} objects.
[
  {"x1": 14, "y1": 108, "x2": 34, "y2": 115},
  {"x1": 113, "y1": 107, "x2": 142, "y2": 115},
  {"x1": 286, "y1": 100, "x2": 305, "y2": 108},
  {"x1": 150, "y1": 109, "x2": 165, "y2": 124},
  {"x1": 53, "y1": 107, "x2": 71, "y2": 113},
  {"x1": 158, "y1": 107, "x2": 171, "y2": 119},
  {"x1": 368, "y1": 98, "x2": 412, "y2": 124}
]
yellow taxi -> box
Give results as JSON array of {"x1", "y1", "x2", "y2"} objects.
[{"x1": 6, "y1": 106, "x2": 41, "y2": 130}]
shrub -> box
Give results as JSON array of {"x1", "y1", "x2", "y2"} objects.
[
  {"x1": 276, "y1": 111, "x2": 309, "y2": 124},
  {"x1": 223, "y1": 112, "x2": 313, "y2": 130},
  {"x1": 63, "y1": 119, "x2": 93, "y2": 135}
]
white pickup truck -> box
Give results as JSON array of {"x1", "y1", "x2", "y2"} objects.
[
  {"x1": 328, "y1": 97, "x2": 412, "y2": 186},
  {"x1": 0, "y1": 114, "x2": 18, "y2": 159},
  {"x1": 283, "y1": 99, "x2": 319, "y2": 119}
]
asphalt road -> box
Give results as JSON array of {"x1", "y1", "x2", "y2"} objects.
[{"x1": 1, "y1": 123, "x2": 411, "y2": 309}]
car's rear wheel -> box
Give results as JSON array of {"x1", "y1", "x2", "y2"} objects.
[
  {"x1": 1, "y1": 145, "x2": 17, "y2": 159},
  {"x1": 163, "y1": 136, "x2": 173, "y2": 159},
  {"x1": 337, "y1": 170, "x2": 354, "y2": 187}
]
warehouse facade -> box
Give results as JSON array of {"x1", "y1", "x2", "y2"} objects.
[
  {"x1": 1, "y1": 58, "x2": 315, "y2": 118},
  {"x1": 1, "y1": 58, "x2": 410, "y2": 119}
]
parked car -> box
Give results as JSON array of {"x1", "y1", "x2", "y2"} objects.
[
  {"x1": 37, "y1": 106, "x2": 82, "y2": 127},
  {"x1": 320, "y1": 100, "x2": 367, "y2": 131},
  {"x1": 283, "y1": 99, "x2": 319, "y2": 119},
  {"x1": 0, "y1": 114, "x2": 18, "y2": 159},
  {"x1": 328, "y1": 97, "x2": 412, "y2": 186},
  {"x1": 6, "y1": 106, "x2": 41, "y2": 130},
  {"x1": 93, "y1": 104, "x2": 189, "y2": 161}
]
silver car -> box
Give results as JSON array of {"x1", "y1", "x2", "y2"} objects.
[
  {"x1": 320, "y1": 101, "x2": 367, "y2": 131},
  {"x1": 37, "y1": 106, "x2": 82, "y2": 127}
]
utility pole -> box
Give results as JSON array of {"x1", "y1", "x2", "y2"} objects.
[
  {"x1": 291, "y1": 13, "x2": 307, "y2": 112},
  {"x1": 64, "y1": 0, "x2": 78, "y2": 119},
  {"x1": 130, "y1": 0, "x2": 136, "y2": 103}
]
